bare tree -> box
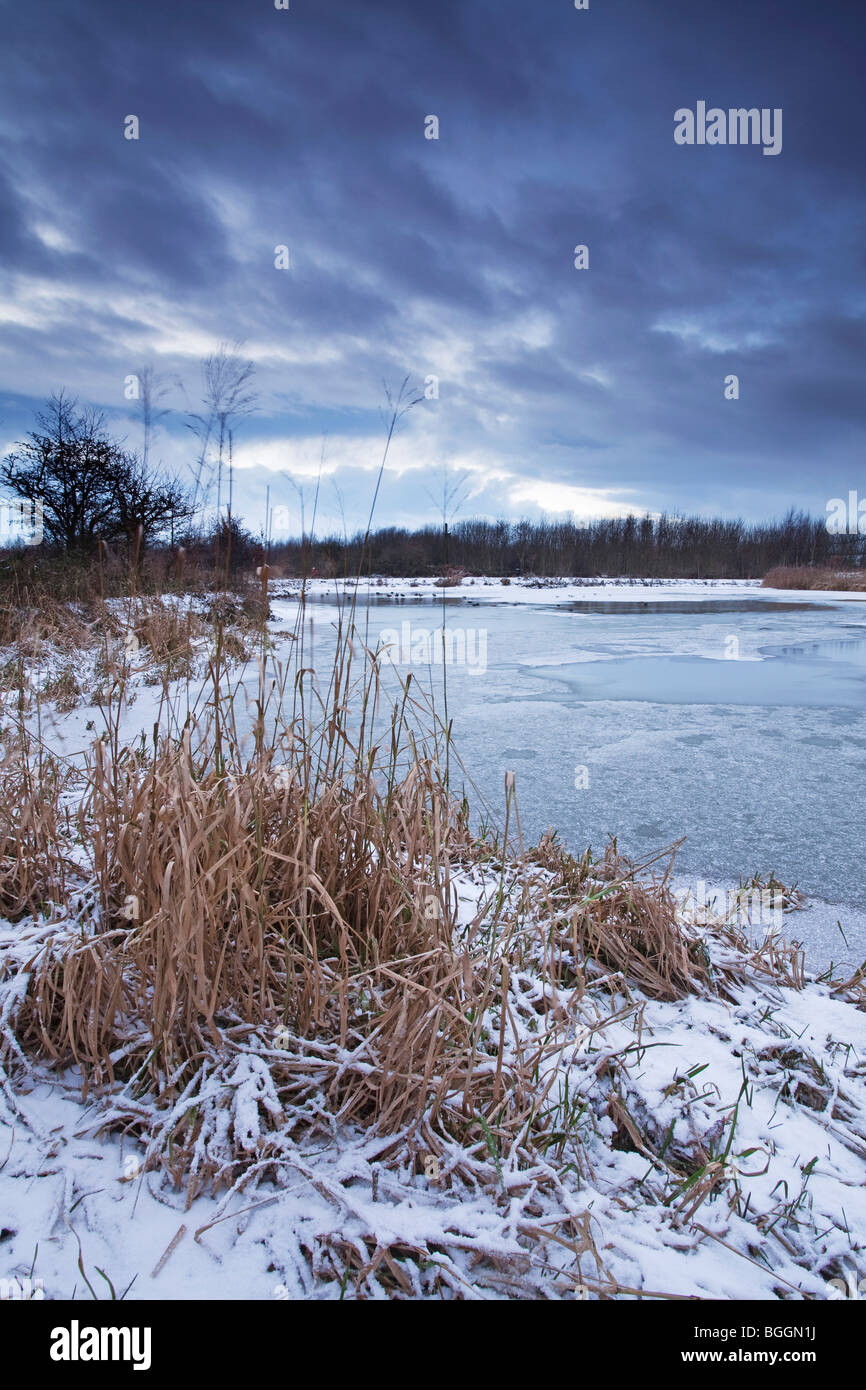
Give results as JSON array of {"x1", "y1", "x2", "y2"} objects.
[
  {"x1": 1, "y1": 391, "x2": 192, "y2": 554},
  {"x1": 111, "y1": 453, "x2": 195, "y2": 561}
]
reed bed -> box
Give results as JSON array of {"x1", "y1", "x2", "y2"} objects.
[
  {"x1": 762, "y1": 565, "x2": 866, "y2": 591},
  {"x1": 0, "y1": 589, "x2": 718, "y2": 1147}
]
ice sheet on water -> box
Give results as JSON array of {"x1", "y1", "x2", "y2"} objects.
[{"x1": 341, "y1": 592, "x2": 866, "y2": 967}]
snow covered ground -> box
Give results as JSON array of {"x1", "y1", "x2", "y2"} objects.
[
  {"x1": 1, "y1": 876, "x2": 864, "y2": 1302},
  {"x1": 2, "y1": 577, "x2": 865, "y2": 1301},
  {"x1": 270, "y1": 573, "x2": 866, "y2": 606}
]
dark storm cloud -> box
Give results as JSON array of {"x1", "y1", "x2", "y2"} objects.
[{"x1": 0, "y1": 0, "x2": 865, "y2": 531}]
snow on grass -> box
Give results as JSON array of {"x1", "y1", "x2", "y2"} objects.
[{"x1": 1, "y1": 876, "x2": 864, "y2": 1302}]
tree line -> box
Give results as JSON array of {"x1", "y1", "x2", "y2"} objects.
[
  {"x1": 267, "y1": 511, "x2": 865, "y2": 580},
  {"x1": 2, "y1": 381, "x2": 862, "y2": 581}
]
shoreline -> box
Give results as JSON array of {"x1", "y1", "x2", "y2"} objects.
[{"x1": 269, "y1": 574, "x2": 866, "y2": 606}]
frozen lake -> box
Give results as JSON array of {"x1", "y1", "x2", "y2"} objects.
[{"x1": 280, "y1": 584, "x2": 866, "y2": 969}]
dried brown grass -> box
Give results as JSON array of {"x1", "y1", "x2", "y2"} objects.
[
  {"x1": 0, "y1": 740, "x2": 80, "y2": 919},
  {"x1": 532, "y1": 832, "x2": 710, "y2": 1002},
  {"x1": 763, "y1": 565, "x2": 866, "y2": 591}
]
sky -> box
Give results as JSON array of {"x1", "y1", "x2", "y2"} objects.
[{"x1": 0, "y1": 0, "x2": 865, "y2": 540}]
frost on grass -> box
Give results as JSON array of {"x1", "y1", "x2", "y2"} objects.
[{"x1": 1, "y1": 843, "x2": 864, "y2": 1301}]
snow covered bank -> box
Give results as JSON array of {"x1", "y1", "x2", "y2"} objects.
[
  {"x1": 269, "y1": 575, "x2": 866, "y2": 606},
  {"x1": 1, "y1": 861, "x2": 864, "y2": 1302}
]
